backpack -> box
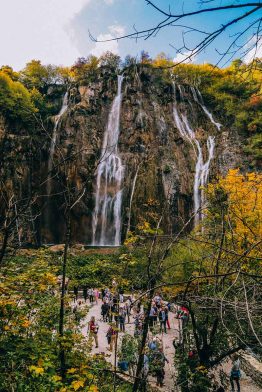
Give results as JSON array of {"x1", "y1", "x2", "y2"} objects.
[{"x1": 231, "y1": 369, "x2": 241, "y2": 379}]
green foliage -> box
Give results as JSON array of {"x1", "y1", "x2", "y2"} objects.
[
  {"x1": 0, "y1": 250, "x2": 133, "y2": 391},
  {"x1": 99, "y1": 51, "x2": 121, "y2": 70},
  {"x1": 67, "y1": 253, "x2": 131, "y2": 289},
  {"x1": 118, "y1": 334, "x2": 138, "y2": 362},
  {"x1": 244, "y1": 133, "x2": 262, "y2": 165},
  {"x1": 0, "y1": 71, "x2": 36, "y2": 123},
  {"x1": 19, "y1": 60, "x2": 63, "y2": 91},
  {"x1": 71, "y1": 56, "x2": 99, "y2": 84}
]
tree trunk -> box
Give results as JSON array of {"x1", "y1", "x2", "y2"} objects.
[
  {"x1": 132, "y1": 287, "x2": 154, "y2": 392},
  {"x1": 59, "y1": 213, "x2": 71, "y2": 379}
]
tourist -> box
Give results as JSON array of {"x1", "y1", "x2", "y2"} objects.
[
  {"x1": 89, "y1": 288, "x2": 94, "y2": 303},
  {"x1": 119, "y1": 292, "x2": 124, "y2": 303},
  {"x1": 108, "y1": 300, "x2": 113, "y2": 322},
  {"x1": 101, "y1": 301, "x2": 109, "y2": 322},
  {"x1": 150, "y1": 348, "x2": 169, "y2": 387},
  {"x1": 119, "y1": 307, "x2": 126, "y2": 332},
  {"x1": 152, "y1": 302, "x2": 158, "y2": 326},
  {"x1": 88, "y1": 316, "x2": 99, "y2": 348},
  {"x1": 230, "y1": 355, "x2": 241, "y2": 392},
  {"x1": 125, "y1": 297, "x2": 132, "y2": 323},
  {"x1": 94, "y1": 288, "x2": 99, "y2": 304},
  {"x1": 149, "y1": 305, "x2": 157, "y2": 330},
  {"x1": 154, "y1": 293, "x2": 162, "y2": 309},
  {"x1": 106, "y1": 324, "x2": 117, "y2": 351},
  {"x1": 83, "y1": 286, "x2": 88, "y2": 302},
  {"x1": 73, "y1": 286, "x2": 78, "y2": 302},
  {"x1": 113, "y1": 303, "x2": 119, "y2": 327},
  {"x1": 165, "y1": 305, "x2": 171, "y2": 329},
  {"x1": 159, "y1": 306, "x2": 167, "y2": 333},
  {"x1": 148, "y1": 337, "x2": 158, "y2": 351}
]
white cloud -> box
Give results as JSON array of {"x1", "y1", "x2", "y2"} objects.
[
  {"x1": 0, "y1": 0, "x2": 91, "y2": 70},
  {"x1": 243, "y1": 36, "x2": 262, "y2": 64},
  {"x1": 109, "y1": 24, "x2": 125, "y2": 36},
  {"x1": 104, "y1": 0, "x2": 115, "y2": 4},
  {"x1": 90, "y1": 24, "x2": 125, "y2": 57},
  {"x1": 173, "y1": 50, "x2": 197, "y2": 64}
]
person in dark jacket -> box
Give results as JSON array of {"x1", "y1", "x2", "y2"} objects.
[
  {"x1": 83, "y1": 286, "x2": 88, "y2": 302},
  {"x1": 159, "y1": 307, "x2": 167, "y2": 333},
  {"x1": 101, "y1": 301, "x2": 109, "y2": 322},
  {"x1": 73, "y1": 286, "x2": 78, "y2": 302}
]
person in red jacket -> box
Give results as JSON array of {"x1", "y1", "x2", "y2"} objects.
[{"x1": 89, "y1": 316, "x2": 99, "y2": 348}]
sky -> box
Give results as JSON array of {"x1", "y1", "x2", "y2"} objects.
[{"x1": 0, "y1": 0, "x2": 261, "y2": 70}]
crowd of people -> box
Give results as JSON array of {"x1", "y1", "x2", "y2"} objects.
[
  {"x1": 73, "y1": 287, "x2": 242, "y2": 391},
  {"x1": 84, "y1": 289, "x2": 177, "y2": 387}
]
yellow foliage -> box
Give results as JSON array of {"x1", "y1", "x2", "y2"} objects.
[
  {"x1": 71, "y1": 380, "x2": 84, "y2": 391},
  {"x1": 67, "y1": 368, "x2": 77, "y2": 374},
  {"x1": 88, "y1": 386, "x2": 98, "y2": 392},
  {"x1": 207, "y1": 169, "x2": 262, "y2": 253},
  {"x1": 21, "y1": 319, "x2": 31, "y2": 328},
  {"x1": 52, "y1": 375, "x2": 62, "y2": 382},
  {"x1": 29, "y1": 365, "x2": 44, "y2": 375}
]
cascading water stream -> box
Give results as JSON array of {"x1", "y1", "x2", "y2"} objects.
[
  {"x1": 47, "y1": 92, "x2": 69, "y2": 196},
  {"x1": 173, "y1": 83, "x2": 218, "y2": 224},
  {"x1": 191, "y1": 86, "x2": 222, "y2": 131},
  {"x1": 92, "y1": 75, "x2": 124, "y2": 246}
]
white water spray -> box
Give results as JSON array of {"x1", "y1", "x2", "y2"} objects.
[
  {"x1": 92, "y1": 76, "x2": 124, "y2": 246},
  {"x1": 191, "y1": 87, "x2": 222, "y2": 130},
  {"x1": 173, "y1": 84, "x2": 217, "y2": 224},
  {"x1": 47, "y1": 92, "x2": 68, "y2": 195}
]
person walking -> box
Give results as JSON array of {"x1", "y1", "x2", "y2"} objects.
[
  {"x1": 94, "y1": 288, "x2": 99, "y2": 304},
  {"x1": 101, "y1": 301, "x2": 109, "y2": 322},
  {"x1": 150, "y1": 348, "x2": 169, "y2": 387},
  {"x1": 125, "y1": 297, "x2": 131, "y2": 323},
  {"x1": 106, "y1": 324, "x2": 117, "y2": 351},
  {"x1": 230, "y1": 356, "x2": 241, "y2": 392},
  {"x1": 149, "y1": 305, "x2": 157, "y2": 330},
  {"x1": 159, "y1": 307, "x2": 167, "y2": 333},
  {"x1": 165, "y1": 305, "x2": 171, "y2": 329},
  {"x1": 73, "y1": 286, "x2": 78, "y2": 302},
  {"x1": 89, "y1": 288, "x2": 94, "y2": 304},
  {"x1": 108, "y1": 300, "x2": 113, "y2": 322},
  {"x1": 83, "y1": 286, "x2": 88, "y2": 302},
  {"x1": 88, "y1": 316, "x2": 99, "y2": 348},
  {"x1": 119, "y1": 307, "x2": 126, "y2": 332}
]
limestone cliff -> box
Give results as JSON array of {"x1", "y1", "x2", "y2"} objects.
[{"x1": 0, "y1": 65, "x2": 243, "y2": 245}]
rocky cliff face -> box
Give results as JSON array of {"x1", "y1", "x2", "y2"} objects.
[{"x1": 0, "y1": 65, "x2": 243, "y2": 245}]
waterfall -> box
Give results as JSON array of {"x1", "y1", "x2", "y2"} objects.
[
  {"x1": 173, "y1": 84, "x2": 217, "y2": 224},
  {"x1": 47, "y1": 92, "x2": 69, "y2": 195},
  {"x1": 191, "y1": 87, "x2": 222, "y2": 130},
  {"x1": 92, "y1": 75, "x2": 124, "y2": 246}
]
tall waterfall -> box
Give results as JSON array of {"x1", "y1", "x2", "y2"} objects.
[
  {"x1": 47, "y1": 92, "x2": 68, "y2": 195},
  {"x1": 173, "y1": 84, "x2": 219, "y2": 224},
  {"x1": 92, "y1": 75, "x2": 124, "y2": 246}
]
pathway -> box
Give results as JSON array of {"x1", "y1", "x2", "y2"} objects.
[
  {"x1": 80, "y1": 299, "x2": 262, "y2": 392},
  {"x1": 81, "y1": 299, "x2": 178, "y2": 391}
]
